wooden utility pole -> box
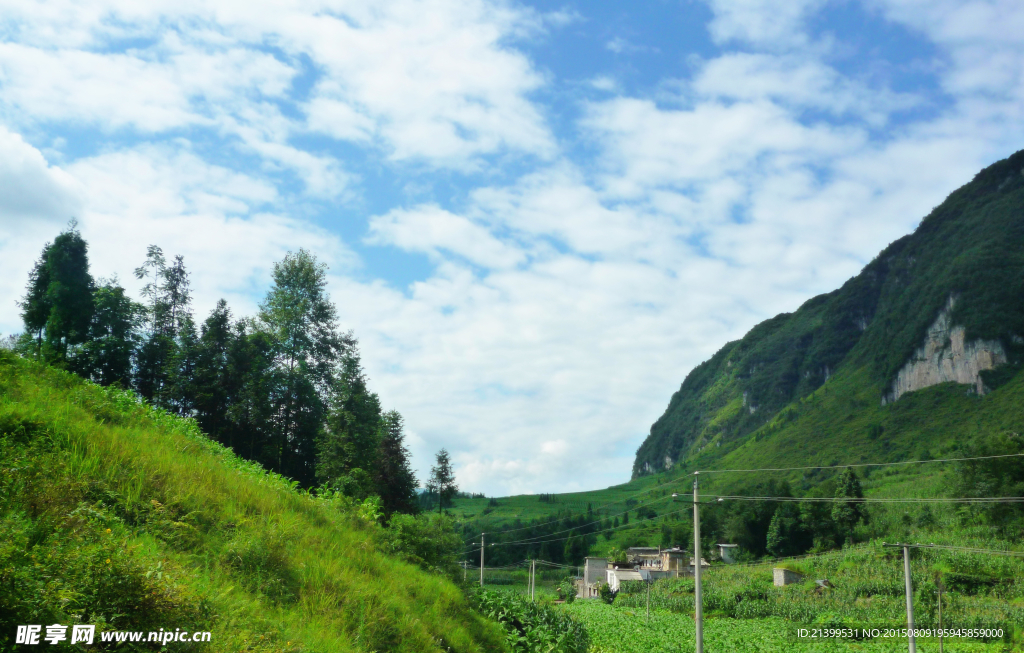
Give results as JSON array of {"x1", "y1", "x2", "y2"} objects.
[
  {"x1": 480, "y1": 533, "x2": 485, "y2": 587},
  {"x1": 693, "y1": 473, "x2": 703, "y2": 653}
]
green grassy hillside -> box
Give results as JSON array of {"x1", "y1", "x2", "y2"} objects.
[{"x1": 0, "y1": 350, "x2": 505, "y2": 652}]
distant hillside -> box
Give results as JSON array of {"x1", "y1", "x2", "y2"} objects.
[
  {"x1": 0, "y1": 351, "x2": 503, "y2": 652},
  {"x1": 634, "y1": 148, "x2": 1024, "y2": 478}
]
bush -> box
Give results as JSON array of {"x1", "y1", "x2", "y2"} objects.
[
  {"x1": 472, "y1": 589, "x2": 588, "y2": 653},
  {"x1": 378, "y1": 512, "x2": 464, "y2": 581},
  {"x1": 598, "y1": 581, "x2": 615, "y2": 604},
  {"x1": 556, "y1": 577, "x2": 577, "y2": 604}
]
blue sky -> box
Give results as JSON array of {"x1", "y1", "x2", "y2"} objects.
[{"x1": 1, "y1": 0, "x2": 1023, "y2": 495}]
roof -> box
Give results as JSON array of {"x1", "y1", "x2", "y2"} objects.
[
  {"x1": 717, "y1": 543, "x2": 739, "y2": 548},
  {"x1": 627, "y1": 547, "x2": 660, "y2": 553},
  {"x1": 610, "y1": 570, "x2": 644, "y2": 581}
]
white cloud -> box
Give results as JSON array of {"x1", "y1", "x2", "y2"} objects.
[
  {"x1": 692, "y1": 53, "x2": 918, "y2": 124},
  {"x1": 704, "y1": 0, "x2": 827, "y2": 49},
  {"x1": 0, "y1": 126, "x2": 81, "y2": 226},
  {"x1": 367, "y1": 204, "x2": 525, "y2": 269}
]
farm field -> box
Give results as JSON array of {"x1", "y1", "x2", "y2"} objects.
[{"x1": 564, "y1": 601, "x2": 1005, "y2": 653}]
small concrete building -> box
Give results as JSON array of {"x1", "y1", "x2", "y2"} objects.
[
  {"x1": 576, "y1": 557, "x2": 608, "y2": 598},
  {"x1": 605, "y1": 568, "x2": 644, "y2": 592},
  {"x1": 660, "y1": 547, "x2": 688, "y2": 572},
  {"x1": 773, "y1": 567, "x2": 805, "y2": 586},
  {"x1": 717, "y1": 544, "x2": 739, "y2": 563},
  {"x1": 627, "y1": 547, "x2": 662, "y2": 568}
]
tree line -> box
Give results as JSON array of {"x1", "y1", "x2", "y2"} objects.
[{"x1": 14, "y1": 223, "x2": 431, "y2": 515}]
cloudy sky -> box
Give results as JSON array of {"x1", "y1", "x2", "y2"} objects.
[{"x1": 1, "y1": 0, "x2": 1022, "y2": 496}]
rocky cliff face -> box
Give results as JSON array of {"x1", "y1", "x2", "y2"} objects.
[{"x1": 882, "y1": 296, "x2": 1007, "y2": 405}]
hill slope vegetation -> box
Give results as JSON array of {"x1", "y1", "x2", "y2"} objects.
[{"x1": 0, "y1": 351, "x2": 504, "y2": 652}]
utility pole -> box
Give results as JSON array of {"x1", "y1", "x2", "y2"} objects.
[
  {"x1": 693, "y1": 473, "x2": 703, "y2": 653},
  {"x1": 531, "y1": 560, "x2": 536, "y2": 601},
  {"x1": 884, "y1": 543, "x2": 916, "y2": 653},
  {"x1": 903, "y1": 544, "x2": 916, "y2": 653},
  {"x1": 646, "y1": 578, "x2": 651, "y2": 624},
  {"x1": 480, "y1": 533, "x2": 485, "y2": 588}
]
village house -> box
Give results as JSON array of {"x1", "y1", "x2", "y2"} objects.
[
  {"x1": 580, "y1": 548, "x2": 711, "y2": 596},
  {"x1": 575, "y1": 557, "x2": 608, "y2": 598},
  {"x1": 717, "y1": 543, "x2": 739, "y2": 563}
]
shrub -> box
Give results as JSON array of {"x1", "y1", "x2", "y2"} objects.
[{"x1": 472, "y1": 589, "x2": 588, "y2": 653}]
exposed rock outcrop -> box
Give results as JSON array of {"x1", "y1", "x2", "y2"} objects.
[{"x1": 883, "y1": 296, "x2": 1007, "y2": 405}]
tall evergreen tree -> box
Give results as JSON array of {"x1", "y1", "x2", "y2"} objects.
[
  {"x1": 19, "y1": 223, "x2": 95, "y2": 362},
  {"x1": 192, "y1": 300, "x2": 234, "y2": 441},
  {"x1": 225, "y1": 319, "x2": 277, "y2": 462},
  {"x1": 375, "y1": 410, "x2": 419, "y2": 516},
  {"x1": 832, "y1": 468, "x2": 866, "y2": 543},
  {"x1": 429, "y1": 449, "x2": 458, "y2": 514},
  {"x1": 766, "y1": 503, "x2": 809, "y2": 557},
  {"x1": 315, "y1": 345, "x2": 381, "y2": 496},
  {"x1": 165, "y1": 315, "x2": 200, "y2": 416},
  {"x1": 259, "y1": 250, "x2": 346, "y2": 486}
]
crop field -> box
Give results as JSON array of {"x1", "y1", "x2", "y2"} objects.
[{"x1": 564, "y1": 601, "x2": 1007, "y2": 653}]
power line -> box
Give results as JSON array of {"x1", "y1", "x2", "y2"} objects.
[
  {"x1": 885, "y1": 543, "x2": 1024, "y2": 558},
  {"x1": 698, "y1": 452, "x2": 1024, "y2": 474},
  {"x1": 710, "y1": 494, "x2": 1024, "y2": 504}
]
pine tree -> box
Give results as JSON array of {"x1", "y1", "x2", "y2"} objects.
[
  {"x1": 165, "y1": 315, "x2": 200, "y2": 416},
  {"x1": 832, "y1": 468, "x2": 866, "y2": 544},
  {"x1": 315, "y1": 344, "x2": 381, "y2": 495},
  {"x1": 192, "y1": 300, "x2": 234, "y2": 442},
  {"x1": 225, "y1": 319, "x2": 277, "y2": 462},
  {"x1": 374, "y1": 410, "x2": 419, "y2": 516},
  {"x1": 429, "y1": 449, "x2": 458, "y2": 514}
]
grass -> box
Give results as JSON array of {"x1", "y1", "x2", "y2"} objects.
[{"x1": 0, "y1": 351, "x2": 505, "y2": 652}]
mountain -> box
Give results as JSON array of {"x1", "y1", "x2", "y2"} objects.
[{"x1": 633, "y1": 148, "x2": 1024, "y2": 478}]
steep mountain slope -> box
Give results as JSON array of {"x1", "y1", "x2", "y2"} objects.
[
  {"x1": 634, "y1": 148, "x2": 1024, "y2": 477},
  {"x1": 0, "y1": 351, "x2": 504, "y2": 652}
]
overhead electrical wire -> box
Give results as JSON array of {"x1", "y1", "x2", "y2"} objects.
[
  {"x1": 697, "y1": 452, "x2": 1024, "y2": 474},
  {"x1": 708, "y1": 495, "x2": 1024, "y2": 507}
]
